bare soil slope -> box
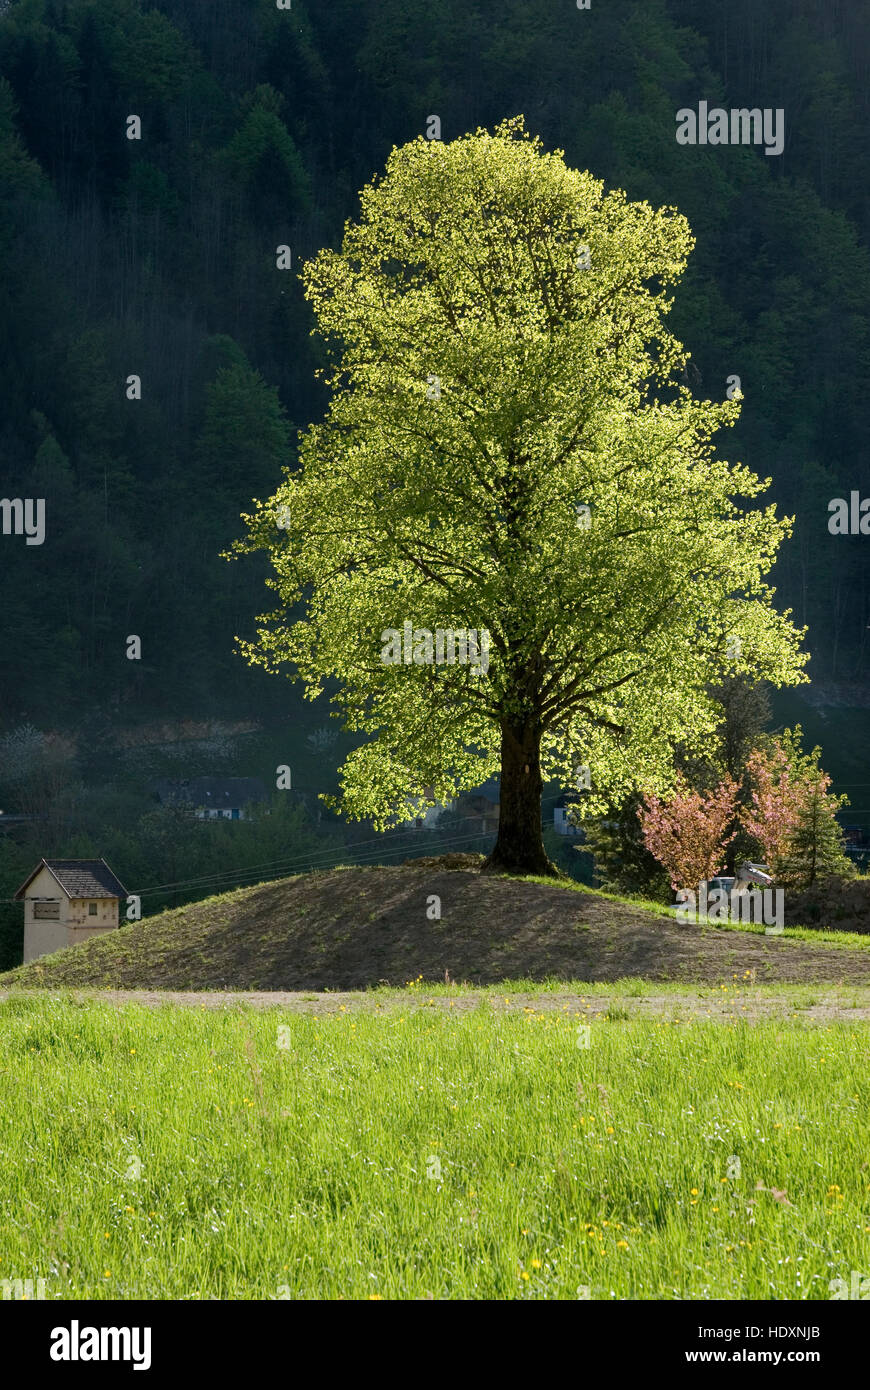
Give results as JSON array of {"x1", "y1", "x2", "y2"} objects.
[{"x1": 2, "y1": 863, "x2": 869, "y2": 990}]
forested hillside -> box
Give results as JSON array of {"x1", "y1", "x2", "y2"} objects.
[
  {"x1": 1, "y1": 0, "x2": 869, "y2": 725},
  {"x1": 0, "y1": 0, "x2": 869, "y2": 952}
]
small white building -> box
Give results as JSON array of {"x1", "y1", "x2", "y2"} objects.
[
  {"x1": 401, "y1": 787, "x2": 455, "y2": 831},
  {"x1": 153, "y1": 777, "x2": 267, "y2": 821},
  {"x1": 554, "y1": 793, "x2": 583, "y2": 835},
  {"x1": 15, "y1": 858, "x2": 127, "y2": 963}
]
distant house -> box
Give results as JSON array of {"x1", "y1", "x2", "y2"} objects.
[
  {"x1": 153, "y1": 777, "x2": 267, "y2": 821},
  {"x1": 456, "y1": 777, "x2": 500, "y2": 836},
  {"x1": 15, "y1": 858, "x2": 127, "y2": 963},
  {"x1": 401, "y1": 786, "x2": 453, "y2": 831},
  {"x1": 400, "y1": 777, "x2": 500, "y2": 834},
  {"x1": 554, "y1": 792, "x2": 583, "y2": 836}
]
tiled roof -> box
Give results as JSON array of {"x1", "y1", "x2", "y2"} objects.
[{"x1": 15, "y1": 859, "x2": 127, "y2": 900}]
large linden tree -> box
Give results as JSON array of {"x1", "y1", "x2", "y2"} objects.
[{"x1": 232, "y1": 117, "x2": 806, "y2": 876}]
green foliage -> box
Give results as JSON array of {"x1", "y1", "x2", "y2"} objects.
[
  {"x1": 0, "y1": 75, "x2": 43, "y2": 194},
  {"x1": 195, "y1": 361, "x2": 291, "y2": 521},
  {"x1": 0, "y1": 0, "x2": 867, "y2": 793},
  {"x1": 779, "y1": 785, "x2": 854, "y2": 890},
  {"x1": 772, "y1": 739, "x2": 855, "y2": 889},
  {"x1": 582, "y1": 795, "x2": 671, "y2": 901},
  {"x1": 107, "y1": 4, "x2": 195, "y2": 106},
  {"x1": 235, "y1": 119, "x2": 806, "y2": 839},
  {"x1": 219, "y1": 84, "x2": 311, "y2": 215}
]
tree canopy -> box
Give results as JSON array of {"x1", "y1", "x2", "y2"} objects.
[{"x1": 234, "y1": 119, "x2": 807, "y2": 873}]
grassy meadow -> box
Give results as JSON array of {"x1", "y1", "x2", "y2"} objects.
[{"x1": 0, "y1": 991, "x2": 867, "y2": 1300}]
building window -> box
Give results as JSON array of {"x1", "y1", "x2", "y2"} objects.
[
  {"x1": 88, "y1": 902, "x2": 98, "y2": 916},
  {"x1": 33, "y1": 900, "x2": 60, "y2": 920}
]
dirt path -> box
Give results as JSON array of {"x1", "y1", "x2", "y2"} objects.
[{"x1": 3, "y1": 985, "x2": 870, "y2": 1024}]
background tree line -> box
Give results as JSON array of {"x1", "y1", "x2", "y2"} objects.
[
  {"x1": 1, "y1": 0, "x2": 868, "y2": 726},
  {"x1": 0, "y1": 0, "x2": 868, "y2": 953}
]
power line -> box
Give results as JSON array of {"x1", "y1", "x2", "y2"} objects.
[
  {"x1": 0, "y1": 789, "x2": 572, "y2": 906},
  {"x1": 133, "y1": 829, "x2": 500, "y2": 901},
  {"x1": 129, "y1": 790, "x2": 567, "y2": 900}
]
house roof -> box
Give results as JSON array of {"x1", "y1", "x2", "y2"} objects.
[
  {"x1": 456, "y1": 777, "x2": 500, "y2": 810},
  {"x1": 474, "y1": 777, "x2": 501, "y2": 801},
  {"x1": 153, "y1": 777, "x2": 267, "y2": 807},
  {"x1": 461, "y1": 794, "x2": 500, "y2": 812},
  {"x1": 14, "y1": 858, "x2": 127, "y2": 901}
]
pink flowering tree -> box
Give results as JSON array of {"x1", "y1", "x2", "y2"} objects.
[
  {"x1": 740, "y1": 742, "x2": 803, "y2": 869},
  {"x1": 638, "y1": 775, "x2": 739, "y2": 890},
  {"x1": 741, "y1": 732, "x2": 851, "y2": 882}
]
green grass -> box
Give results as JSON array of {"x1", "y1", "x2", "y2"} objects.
[
  {"x1": 0, "y1": 992, "x2": 867, "y2": 1300},
  {"x1": 517, "y1": 873, "x2": 870, "y2": 948},
  {"x1": 370, "y1": 978, "x2": 869, "y2": 1006}
]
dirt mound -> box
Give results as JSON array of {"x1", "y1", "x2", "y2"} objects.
[
  {"x1": 400, "y1": 852, "x2": 485, "y2": 871},
  {"x1": 2, "y1": 866, "x2": 869, "y2": 992},
  {"x1": 784, "y1": 877, "x2": 870, "y2": 933}
]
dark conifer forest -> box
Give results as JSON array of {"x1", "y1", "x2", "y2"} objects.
[{"x1": 1, "y1": 0, "x2": 869, "y2": 948}]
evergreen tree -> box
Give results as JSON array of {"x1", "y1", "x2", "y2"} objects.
[
  {"x1": 582, "y1": 793, "x2": 670, "y2": 900},
  {"x1": 778, "y1": 778, "x2": 854, "y2": 890}
]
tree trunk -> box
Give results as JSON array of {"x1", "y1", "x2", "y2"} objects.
[{"x1": 482, "y1": 720, "x2": 561, "y2": 877}]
